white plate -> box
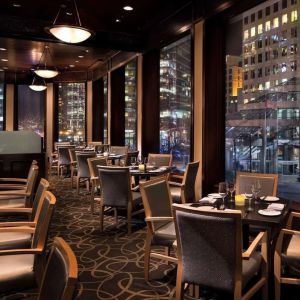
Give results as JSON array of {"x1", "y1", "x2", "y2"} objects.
[
  {"x1": 260, "y1": 196, "x2": 280, "y2": 202},
  {"x1": 258, "y1": 209, "x2": 281, "y2": 216},
  {"x1": 197, "y1": 206, "x2": 215, "y2": 211},
  {"x1": 208, "y1": 193, "x2": 222, "y2": 199}
]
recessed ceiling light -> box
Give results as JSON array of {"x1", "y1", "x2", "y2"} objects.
[
  {"x1": 3, "y1": 67, "x2": 8, "y2": 69},
  {"x1": 0, "y1": 69, "x2": 4, "y2": 72},
  {"x1": 0, "y1": 48, "x2": 7, "y2": 51},
  {"x1": 69, "y1": 64, "x2": 75, "y2": 68},
  {"x1": 75, "y1": 60, "x2": 79, "y2": 63},
  {"x1": 85, "y1": 49, "x2": 89, "y2": 53},
  {"x1": 78, "y1": 55, "x2": 84, "y2": 58},
  {"x1": 115, "y1": 18, "x2": 121, "y2": 23},
  {"x1": 12, "y1": 3, "x2": 21, "y2": 7},
  {"x1": 1, "y1": 59, "x2": 8, "y2": 62},
  {"x1": 123, "y1": 5, "x2": 133, "y2": 11},
  {"x1": 66, "y1": 12, "x2": 73, "y2": 16}
]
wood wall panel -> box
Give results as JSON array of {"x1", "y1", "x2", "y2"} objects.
[{"x1": 92, "y1": 79, "x2": 104, "y2": 141}]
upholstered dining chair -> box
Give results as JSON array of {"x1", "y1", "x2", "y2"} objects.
[
  {"x1": 274, "y1": 211, "x2": 300, "y2": 300},
  {"x1": 110, "y1": 145, "x2": 128, "y2": 166},
  {"x1": 0, "y1": 164, "x2": 39, "y2": 208},
  {"x1": 236, "y1": 171, "x2": 278, "y2": 196},
  {"x1": 172, "y1": 204, "x2": 268, "y2": 300},
  {"x1": 0, "y1": 160, "x2": 38, "y2": 190},
  {"x1": 98, "y1": 166, "x2": 144, "y2": 234},
  {"x1": 88, "y1": 141, "x2": 103, "y2": 152},
  {"x1": 75, "y1": 152, "x2": 96, "y2": 194},
  {"x1": 147, "y1": 153, "x2": 172, "y2": 167},
  {"x1": 68, "y1": 148, "x2": 77, "y2": 188},
  {"x1": 126, "y1": 150, "x2": 139, "y2": 166},
  {"x1": 0, "y1": 189, "x2": 56, "y2": 251},
  {"x1": 0, "y1": 236, "x2": 78, "y2": 300},
  {"x1": 57, "y1": 145, "x2": 75, "y2": 177},
  {"x1": 139, "y1": 178, "x2": 177, "y2": 281},
  {"x1": 168, "y1": 161, "x2": 200, "y2": 204},
  {"x1": 50, "y1": 142, "x2": 71, "y2": 174},
  {"x1": 87, "y1": 157, "x2": 107, "y2": 214}
]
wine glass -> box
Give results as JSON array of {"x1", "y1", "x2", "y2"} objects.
[
  {"x1": 227, "y1": 182, "x2": 235, "y2": 203},
  {"x1": 218, "y1": 182, "x2": 227, "y2": 210},
  {"x1": 245, "y1": 185, "x2": 253, "y2": 211},
  {"x1": 251, "y1": 180, "x2": 261, "y2": 203},
  {"x1": 131, "y1": 157, "x2": 137, "y2": 167}
]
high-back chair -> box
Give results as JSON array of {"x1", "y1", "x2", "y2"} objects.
[
  {"x1": 148, "y1": 153, "x2": 172, "y2": 167},
  {"x1": 126, "y1": 150, "x2": 139, "y2": 166},
  {"x1": 50, "y1": 142, "x2": 71, "y2": 174},
  {"x1": 172, "y1": 204, "x2": 268, "y2": 300},
  {"x1": 274, "y1": 211, "x2": 300, "y2": 300},
  {"x1": 68, "y1": 148, "x2": 77, "y2": 188},
  {"x1": 87, "y1": 157, "x2": 107, "y2": 214},
  {"x1": 236, "y1": 171, "x2": 278, "y2": 196},
  {"x1": 140, "y1": 178, "x2": 177, "y2": 280},
  {"x1": 0, "y1": 188, "x2": 56, "y2": 251},
  {"x1": 88, "y1": 141, "x2": 103, "y2": 152},
  {"x1": 98, "y1": 166, "x2": 144, "y2": 234},
  {"x1": 169, "y1": 161, "x2": 200, "y2": 203},
  {"x1": 0, "y1": 236, "x2": 78, "y2": 300},
  {"x1": 57, "y1": 145, "x2": 75, "y2": 177},
  {"x1": 76, "y1": 152, "x2": 96, "y2": 194},
  {"x1": 0, "y1": 164, "x2": 39, "y2": 208},
  {"x1": 110, "y1": 146, "x2": 128, "y2": 166}
]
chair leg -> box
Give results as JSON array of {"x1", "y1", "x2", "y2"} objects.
[
  {"x1": 175, "y1": 263, "x2": 184, "y2": 300},
  {"x1": 90, "y1": 182, "x2": 95, "y2": 214},
  {"x1": 85, "y1": 179, "x2": 90, "y2": 192},
  {"x1": 99, "y1": 202, "x2": 104, "y2": 232},
  {"x1": 165, "y1": 246, "x2": 171, "y2": 265},
  {"x1": 144, "y1": 230, "x2": 152, "y2": 281},
  {"x1": 114, "y1": 208, "x2": 118, "y2": 224},
  {"x1": 127, "y1": 209, "x2": 132, "y2": 235},
  {"x1": 274, "y1": 278, "x2": 280, "y2": 300},
  {"x1": 70, "y1": 167, "x2": 74, "y2": 188},
  {"x1": 76, "y1": 176, "x2": 80, "y2": 195}
]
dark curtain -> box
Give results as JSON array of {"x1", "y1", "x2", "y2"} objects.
[{"x1": 92, "y1": 78, "x2": 104, "y2": 141}]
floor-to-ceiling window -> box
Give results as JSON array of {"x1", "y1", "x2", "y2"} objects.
[
  {"x1": 159, "y1": 34, "x2": 192, "y2": 169},
  {"x1": 17, "y1": 85, "x2": 45, "y2": 138},
  {"x1": 57, "y1": 82, "x2": 86, "y2": 144},
  {"x1": 225, "y1": 0, "x2": 300, "y2": 200},
  {"x1": 0, "y1": 84, "x2": 4, "y2": 130},
  {"x1": 103, "y1": 75, "x2": 108, "y2": 144},
  {"x1": 124, "y1": 59, "x2": 137, "y2": 149}
]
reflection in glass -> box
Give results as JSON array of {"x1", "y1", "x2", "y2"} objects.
[
  {"x1": 159, "y1": 34, "x2": 192, "y2": 170},
  {"x1": 17, "y1": 85, "x2": 45, "y2": 138},
  {"x1": 125, "y1": 60, "x2": 137, "y2": 149},
  {"x1": 58, "y1": 83, "x2": 86, "y2": 144},
  {"x1": 0, "y1": 83, "x2": 3, "y2": 130},
  {"x1": 225, "y1": 0, "x2": 300, "y2": 200},
  {"x1": 103, "y1": 75, "x2": 108, "y2": 144}
]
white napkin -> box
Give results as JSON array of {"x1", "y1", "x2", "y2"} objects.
[
  {"x1": 268, "y1": 203, "x2": 284, "y2": 211},
  {"x1": 199, "y1": 197, "x2": 217, "y2": 204}
]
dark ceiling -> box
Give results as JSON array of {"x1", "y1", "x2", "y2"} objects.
[{"x1": 0, "y1": 0, "x2": 192, "y2": 73}]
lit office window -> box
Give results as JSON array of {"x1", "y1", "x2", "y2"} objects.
[
  {"x1": 103, "y1": 75, "x2": 108, "y2": 144},
  {"x1": 258, "y1": 24, "x2": 263, "y2": 34},
  {"x1": 124, "y1": 60, "x2": 137, "y2": 149},
  {"x1": 225, "y1": 1, "x2": 300, "y2": 201},
  {"x1": 57, "y1": 83, "x2": 86, "y2": 143},
  {"x1": 291, "y1": 10, "x2": 298, "y2": 22},
  {"x1": 282, "y1": 13, "x2": 288, "y2": 24},
  {"x1": 251, "y1": 26, "x2": 256, "y2": 37},
  {"x1": 244, "y1": 30, "x2": 249, "y2": 40},
  {"x1": 17, "y1": 85, "x2": 45, "y2": 138},
  {"x1": 0, "y1": 84, "x2": 3, "y2": 130},
  {"x1": 160, "y1": 34, "x2": 192, "y2": 169}
]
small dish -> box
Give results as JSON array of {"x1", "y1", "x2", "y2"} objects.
[
  {"x1": 260, "y1": 196, "x2": 280, "y2": 202},
  {"x1": 197, "y1": 206, "x2": 215, "y2": 211},
  {"x1": 258, "y1": 209, "x2": 281, "y2": 216}
]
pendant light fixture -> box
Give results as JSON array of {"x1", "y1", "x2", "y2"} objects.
[
  {"x1": 34, "y1": 45, "x2": 59, "y2": 78},
  {"x1": 46, "y1": 0, "x2": 94, "y2": 44},
  {"x1": 29, "y1": 76, "x2": 47, "y2": 92}
]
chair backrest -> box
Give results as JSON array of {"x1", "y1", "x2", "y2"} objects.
[
  {"x1": 68, "y1": 148, "x2": 77, "y2": 164},
  {"x1": 25, "y1": 165, "x2": 39, "y2": 198},
  {"x1": 140, "y1": 178, "x2": 173, "y2": 231},
  {"x1": 148, "y1": 153, "x2": 172, "y2": 167},
  {"x1": 87, "y1": 157, "x2": 107, "y2": 178},
  {"x1": 88, "y1": 141, "x2": 102, "y2": 152},
  {"x1": 76, "y1": 152, "x2": 96, "y2": 178},
  {"x1": 173, "y1": 204, "x2": 242, "y2": 292},
  {"x1": 98, "y1": 166, "x2": 131, "y2": 208},
  {"x1": 31, "y1": 178, "x2": 50, "y2": 222},
  {"x1": 58, "y1": 146, "x2": 75, "y2": 165},
  {"x1": 182, "y1": 161, "x2": 200, "y2": 203},
  {"x1": 38, "y1": 237, "x2": 78, "y2": 300},
  {"x1": 235, "y1": 171, "x2": 278, "y2": 196},
  {"x1": 126, "y1": 150, "x2": 139, "y2": 166},
  {"x1": 110, "y1": 146, "x2": 128, "y2": 155},
  {"x1": 54, "y1": 142, "x2": 71, "y2": 151},
  {"x1": 32, "y1": 191, "x2": 56, "y2": 251}
]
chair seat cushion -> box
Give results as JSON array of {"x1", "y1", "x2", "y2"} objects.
[
  {"x1": 0, "y1": 197, "x2": 26, "y2": 208},
  {"x1": 242, "y1": 251, "x2": 262, "y2": 288},
  {"x1": 282, "y1": 234, "x2": 300, "y2": 278},
  {"x1": 152, "y1": 222, "x2": 176, "y2": 247},
  {"x1": 0, "y1": 232, "x2": 32, "y2": 250},
  {"x1": 170, "y1": 186, "x2": 181, "y2": 203},
  {"x1": 0, "y1": 254, "x2": 36, "y2": 293}
]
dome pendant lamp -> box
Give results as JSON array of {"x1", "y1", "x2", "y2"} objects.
[
  {"x1": 29, "y1": 76, "x2": 47, "y2": 92},
  {"x1": 46, "y1": 0, "x2": 94, "y2": 44}
]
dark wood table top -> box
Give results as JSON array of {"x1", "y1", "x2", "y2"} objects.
[{"x1": 129, "y1": 165, "x2": 172, "y2": 176}]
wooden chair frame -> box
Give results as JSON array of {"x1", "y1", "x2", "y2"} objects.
[
  {"x1": 274, "y1": 211, "x2": 300, "y2": 300},
  {"x1": 236, "y1": 171, "x2": 278, "y2": 196},
  {"x1": 172, "y1": 204, "x2": 268, "y2": 300},
  {"x1": 147, "y1": 153, "x2": 172, "y2": 167},
  {"x1": 140, "y1": 177, "x2": 178, "y2": 281}
]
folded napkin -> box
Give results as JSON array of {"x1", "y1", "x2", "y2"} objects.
[
  {"x1": 199, "y1": 197, "x2": 217, "y2": 204},
  {"x1": 268, "y1": 203, "x2": 284, "y2": 211}
]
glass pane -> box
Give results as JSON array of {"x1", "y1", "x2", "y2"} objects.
[
  {"x1": 125, "y1": 60, "x2": 137, "y2": 149},
  {"x1": 103, "y1": 75, "x2": 108, "y2": 144},
  {"x1": 160, "y1": 34, "x2": 192, "y2": 170},
  {"x1": 225, "y1": 0, "x2": 300, "y2": 200},
  {"x1": 58, "y1": 83, "x2": 86, "y2": 144},
  {"x1": 17, "y1": 85, "x2": 45, "y2": 138},
  {"x1": 0, "y1": 83, "x2": 4, "y2": 130}
]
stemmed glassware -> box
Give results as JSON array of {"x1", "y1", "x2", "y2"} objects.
[
  {"x1": 218, "y1": 182, "x2": 227, "y2": 210},
  {"x1": 251, "y1": 180, "x2": 261, "y2": 203},
  {"x1": 244, "y1": 188, "x2": 253, "y2": 211},
  {"x1": 227, "y1": 182, "x2": 235, "y2": 203}
]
